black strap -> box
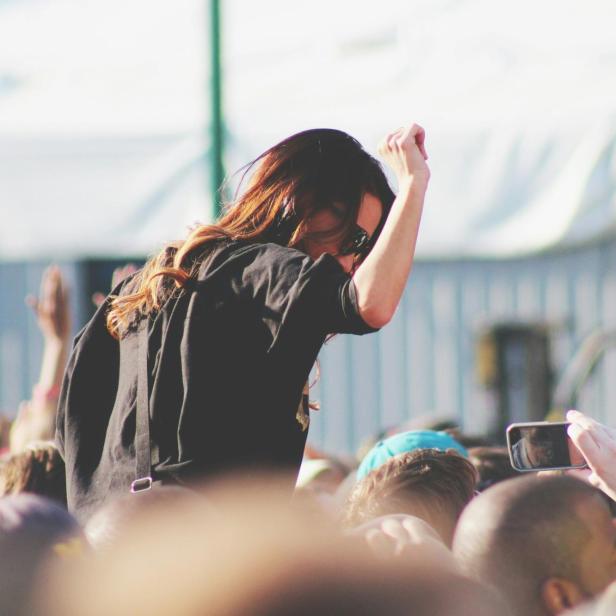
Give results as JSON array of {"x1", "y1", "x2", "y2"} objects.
[{"x1": 132, "y1": 320, "x2": 153, "y2": 493}]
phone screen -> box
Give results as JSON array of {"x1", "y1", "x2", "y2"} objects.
[{"x1": 508, "y1": 423, "x2": 586, "y2": 471}]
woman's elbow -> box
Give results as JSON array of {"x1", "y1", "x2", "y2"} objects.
[{"x1": 359, "y1": 306, "x2": 395, "y2": 329}]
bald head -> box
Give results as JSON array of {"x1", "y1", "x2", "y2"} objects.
[{"x1": 453, "y1": 475, "x2": 616, "y2": 616}]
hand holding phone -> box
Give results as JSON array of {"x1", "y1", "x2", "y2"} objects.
[
  {"x1": 506, "y1": 422, "x2": 587, "y2": 472},
  {"x1": 566, "y1": 410, "x2": 616, "y2": 501}
]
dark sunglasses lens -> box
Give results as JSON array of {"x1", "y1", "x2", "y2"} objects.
[{"x1": 340, "y1": 227, "x2": 370, "y2": 256}]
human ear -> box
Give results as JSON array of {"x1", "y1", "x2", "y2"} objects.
[{"x1": 541, "y1": 577, "x2": 586, "y2": 615}]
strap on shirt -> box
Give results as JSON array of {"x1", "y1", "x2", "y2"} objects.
[{"x1": 131, "y1": 320, "x2": 154, "y2": 493}]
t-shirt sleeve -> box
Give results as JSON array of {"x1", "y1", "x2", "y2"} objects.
[
  {"x1": 240, "y1": 244, "x2": 380, "y2": 336},
  {"x1": 312, "y1": 255, "x2": 380, "y2": 335}
]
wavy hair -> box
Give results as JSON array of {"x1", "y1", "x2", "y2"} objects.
[
  {"x1": 343, "y1": 449, "x2": 478, "y2": 529},
  {"x1": 107, "y1": 128, "x2": 395, "y2": 338}
]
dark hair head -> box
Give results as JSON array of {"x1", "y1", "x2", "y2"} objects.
[
  {"x1": 107, "y1": 128, "x2": 394, "y2": 338},
  {"x1": 467, "y1": 446, "x2": 519, "y2": 492},
  {"x1": 343, "y1": 449, "x2": 478, "y2": 544},
  {"x1": 237, "y1": 128, "x2": 394, "y2": 248}
]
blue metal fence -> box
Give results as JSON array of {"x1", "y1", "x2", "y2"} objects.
[
  {"x1": 311, "y1": 235, "x2": 616, "y2": 454},
  {"x1": 2, "y1": 236, "x2": 616, "y2": 453}
]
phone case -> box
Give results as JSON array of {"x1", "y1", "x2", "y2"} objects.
[{"x1": 506, "y1": 421, "x2": 587, "y2": 472}]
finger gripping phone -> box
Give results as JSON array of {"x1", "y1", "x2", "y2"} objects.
[{"x1": 506, "y1": 422, "x2": 588, "y2": 472}]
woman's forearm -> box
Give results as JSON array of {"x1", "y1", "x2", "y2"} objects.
[
  {"x1": 353, "y1": 124, "x2": 430, "y2": 329},
  {"x1": 353, "y1": 178, "x2": 427, "y2": 328}
]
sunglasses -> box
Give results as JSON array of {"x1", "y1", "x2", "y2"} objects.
[{"x1": 338, "y1": 224, "x2": 372, "y2": 258}]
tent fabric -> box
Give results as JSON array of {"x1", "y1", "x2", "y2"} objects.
[
  {"x1": 1, "y1": 134, "x2": 211, "y2": 258},
  {"x1": 2, "y1": 0, "x2": 616, "y2": 259}
]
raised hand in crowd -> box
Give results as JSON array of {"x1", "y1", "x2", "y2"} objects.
[
  {"x1": 25, "y1": 265, "x2": 71, "y2": 345},
  {"x1": 565, "y1": 409, "x2": 616, "y2": 502},
  {"x1": 10, "y1": 266, "x2": 71, "y2": 453},
  {"x1": 91, "y1": 263, "x2": 138, "y2": 307}
]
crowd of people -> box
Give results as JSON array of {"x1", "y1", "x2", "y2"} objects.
[
  {"x1": 2, "y1": 126, "x2": 616, "y2": 615},
  {"x1": 0, "y1": 265, "x2": 614, "y2": 616}
]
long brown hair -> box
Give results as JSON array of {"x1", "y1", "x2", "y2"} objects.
[{"x1": 107, "y1": 128, "x2": 395, "y2": 338}]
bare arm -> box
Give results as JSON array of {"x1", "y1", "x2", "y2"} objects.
[
  {"x1": 10, "y1": 266, "x2": 71, "y2": 452},
  {"x1": 27, "y1": 265, "x2": 71, "y2": 393},
  {"x1": 353, "y1": 124, "x2": 430, "y2": 328}
]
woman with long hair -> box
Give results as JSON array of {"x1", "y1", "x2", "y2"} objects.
[{"x1": 56, "y1": 124, "x2": 430, "y2": 520}]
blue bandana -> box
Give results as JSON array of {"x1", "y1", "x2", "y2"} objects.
[{"x1": 357, "y1": 429, "x2": 469, "y2": 481}]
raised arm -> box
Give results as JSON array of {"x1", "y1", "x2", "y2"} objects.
[
  {"x1": 28, "y1": 265, "x2": 71, "y2": 395},
  {"x1": 353, "y1": 124, "x2": 430, "y2": 328},
  {"x1": 10, "y1": 266, "x2": 71, "y2": 452}
]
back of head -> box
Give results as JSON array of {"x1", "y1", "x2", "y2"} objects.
[
  {"x1": 218, "y1": 127, "x2": 396, "y2": 263},
  {"x1": 356, "y1": 429, "x2": 469, "y2": 480},
  {"x1": 344, "y1": 449, "x2": 477, "y2": 546},
  {"x1": 0, "y1": 494, "x2": 81, "y2": 616},
  {"x1": 108, "y1": 128, "x2": 394, "y2": 337},
  {"x1": 0, "y1": 441, "x2": 66, "y2": 506},
  {"x1": 247, "y1": 128, "x2": 394, "y2": 226},
  {"x1": 453, "y1": 475, "x2": 612, "y2": 616},
  {"x1": 39, "y1": 473, "x2": 509, "y2": 616},
  {"x1": 0, "y1": 492, "x2": 79, "y2": 551}
]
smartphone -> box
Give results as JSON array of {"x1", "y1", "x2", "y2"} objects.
[{"x1": 506, "y1": 421, "x2": 587, "y2": 472}]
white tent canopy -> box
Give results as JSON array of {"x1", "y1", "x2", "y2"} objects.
[{"x1": 2, "y1": 0, "x2": 616, "y2": 259}]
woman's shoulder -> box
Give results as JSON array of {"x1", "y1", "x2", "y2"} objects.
[
  {"x1": 221, "y1": 240, "x2": 308, "y2": 260},
  {"x1": 197, "y1": 241, "x2": 310, "y2": 279}
]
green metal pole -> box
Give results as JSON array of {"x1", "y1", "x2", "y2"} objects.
[{"x1": 209, "y1": 0, "x2": 225, "y2": 220}]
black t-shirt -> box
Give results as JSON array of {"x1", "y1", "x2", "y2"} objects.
[{"x1": 56, "y1": 241, "x2": 378, "y2": 521}]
